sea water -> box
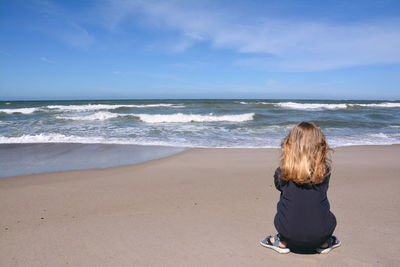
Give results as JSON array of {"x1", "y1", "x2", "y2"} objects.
[
  {"x1": 1, "y1": 99, "x2": 399, "y2": 176},
  {"x1": 1, "y1": 99, "x2": 399, "y2": 147}
]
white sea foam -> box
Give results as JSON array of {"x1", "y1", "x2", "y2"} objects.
[
  {"x1": 46, "y1": 104, "x2": 126, "y2": 111},
  {"x1": 349, "y1": 103, "x2": 400, "y2": 108},
  {"x1": 328, "y1": 132, "x2": 400, "y2": 147},
  {"x1": 0, "y1": 134, "x2": 151, "y2": 145},
  {"x1": 0, "y1": 134, "x2": 190, "y2": 147},
  {"x1": 275, "y1": 102, "x2": 400, "y2": 110},
  {"x1": 0, "y1": 134, "x2": 95, "y2": 144},
  {"x1": 237, "y1": 101, "x2": 270, "y2": 105},
  {"x1": 1, "y1": 132, "x2": 399, "y2": 148},
  {"x1": 0, "y1": 108, "x2": 39, "y2": 114},
  {"x1": 56, "y1": 111, "x2": 120, "y2": 121},
  {"x1": 0, "y1": 133, "x2": 273, "y2": 148},
  {"x1": 369, "y1": 133, "x2": 392, "y2": 139},
  {"x1": 131, "y1": 104, "x2": 185, "y2": 108},
  {"x1": 46, "y1": 103, "x2": 183, "y2": 111},
  {"x1": 131, "y1": 113, "x2": 255, "y2": 123},
  {"x1": 237, "y1": 101, "x2": 400, "y2": 109},
  {"x1": 275, "y1": 102, "x2": 347, "y2": 110}
]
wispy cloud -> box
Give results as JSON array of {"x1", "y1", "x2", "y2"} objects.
[
  {"x1": 101, "y1": 0, "x2": 400, "y2": 71},
  {"x1": 40, "y1": 57, "x2": 54, "y2": 64},
  {"x1": 30, "y1": 0, "x2": 94, "y2": 48}
]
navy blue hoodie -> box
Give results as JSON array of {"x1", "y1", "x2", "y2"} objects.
[{"x1": 273, "y1": 168, "x2": 337, "y2": 249}]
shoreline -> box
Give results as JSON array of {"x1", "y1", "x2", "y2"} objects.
[
  {"x1": 1, "y1": 143, "x2": 400, "y2": 178},
  {"x1": 0, "y1": 143, "x2": 188, "y2": 178},
  {"x1": 1, "y1": 145, "x2": 399, "y2": 265}
]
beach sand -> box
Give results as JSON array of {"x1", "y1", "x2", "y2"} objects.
[{"x1": 1, "y1": 145, "x2": 399, "y2": 266}]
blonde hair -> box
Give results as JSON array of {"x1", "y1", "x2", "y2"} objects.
[{"x1": 280, "y1": 122, "x2": 331, "y2": 185}]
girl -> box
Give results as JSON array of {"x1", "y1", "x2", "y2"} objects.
[{"x1": 260, "y1": 122, "x2": 340, "y2": 254}]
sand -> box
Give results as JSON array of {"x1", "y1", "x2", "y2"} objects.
[{"x1": 1, "y1": 145, "x2": 399, "y2": 266}]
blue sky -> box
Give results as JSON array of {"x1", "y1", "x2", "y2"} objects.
[{"x1": 1, "y1": 0, "x2": 400, "y2": 100}]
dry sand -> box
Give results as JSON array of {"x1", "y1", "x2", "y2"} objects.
[{"x1": 1, "y1": 145, "x2": 399, "y2": 266}]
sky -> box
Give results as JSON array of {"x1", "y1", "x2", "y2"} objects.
[{"x1": 1, "y1": 0, "x2": 400, "y2": 100}]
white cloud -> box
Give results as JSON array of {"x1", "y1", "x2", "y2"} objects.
[{"x1": 101, "y1": 0, "x2": 400, "y2": 71}]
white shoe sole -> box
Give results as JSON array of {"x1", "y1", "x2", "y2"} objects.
[
  {"x1": 317, "y1": 239, "x2": 341, "y2": 254},
  {"x1": 260, "y1": 240, "x2": 290, "y2": 254}
]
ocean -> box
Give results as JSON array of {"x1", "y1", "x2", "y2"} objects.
[{"x1": 1, "y1": 99, "x2": 399, "y2": 176}]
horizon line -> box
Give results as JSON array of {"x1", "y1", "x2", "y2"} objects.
[{"x1": 0, "y1": 97, "x2": 399, "y2": 102}]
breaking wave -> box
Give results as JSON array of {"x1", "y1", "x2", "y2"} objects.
[
  {"x1": 0, "y1": 108, "x2": 40, "y2": 114},
  {"x1": 56, "y1": 111, "x2": 255, "y2": 122},
  {"x1": 131, "y1": 113, "x2": 255, "y2": 123},
  {"x1": 237, "y1": 101, "x2": 400, "y2": 110},
  {"x1": 0, "y1": 104, "x2": 184, "y2": 114},
  {"x1": 275, "y1": 102, "x2": 347, "y2": 110},
  {"x1": 56, "y1": 111, "x2": 120, "y2": 121},
  {"x1": 349, "y1": 103, "x2": 400, "y2": 108},
  {"x1": 47, "y1": 103, "x2": 183, "y2": 111},
  {"x1": 275, "y1": 102, "x2": 400, "y2": 110}
]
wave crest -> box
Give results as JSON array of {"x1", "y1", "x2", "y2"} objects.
[
  {"x1": 0, "y1": 108, "x2": 39, "y2": 114},
  {"x1": 46, "y1": 103, "x2": 183, "y2": 111},
  {"x1": 275, "y1": 102, "x2": 347, "y2": 110},
  {"x1": 350, "y1": 103, "x2": 400, "y2": 108},
  {"x1": 237, "y1": 101, "x2": 400, "y2": 109},
  {"x1": 132, "y1": 113, "x2": 255, "y2": 123},
  {"x1": 56, "y1": 111, "x2": 119, "y2": 121}
]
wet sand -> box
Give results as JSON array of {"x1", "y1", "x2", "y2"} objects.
[
  {"x1": 0, "y1": 143, "x2": 187, "y2": 177},
  {"x1": 1, "y1": 145, "x2": 399, "y2": 266}
]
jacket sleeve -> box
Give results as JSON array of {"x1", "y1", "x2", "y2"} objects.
[{"x1": 274, "y1": 168, "x2": 283, "y2": 192}]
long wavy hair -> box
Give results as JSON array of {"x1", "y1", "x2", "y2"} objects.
[{"x1": 280, "y1": 122, "x2": 331, "y2": 185}]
